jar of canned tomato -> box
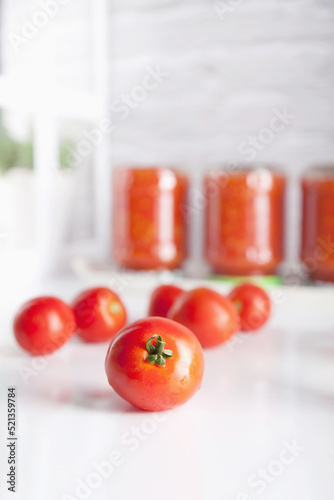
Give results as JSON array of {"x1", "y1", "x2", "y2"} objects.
[
  {"x1": 112, "y1": 167, "x2": 189, "y2": 270},
  {"x1": 204, "y1": 165, "x2": 286, "y2": 275},
  {"x1": 301, "y1": 167, "x2": 334, "y2": 282}
]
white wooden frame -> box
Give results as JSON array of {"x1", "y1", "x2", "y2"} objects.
[{"x1": 0, "y1": 0, "x2": 111, "y2": 273}]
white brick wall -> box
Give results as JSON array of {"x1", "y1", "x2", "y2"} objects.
[
  {"x1": 108, "y1": 0, "x2": 334, "y2": 264},
  {"x1": 109, "y1": 1, "x2": 334, "y2": 165},
  {"x1": 2, "y1": 0, "x2": 334, "y2": 266}
]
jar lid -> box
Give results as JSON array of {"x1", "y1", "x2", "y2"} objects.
[
  {"x1": 113, "y1": 166, "x2": 188, "y2": 189},
  {"x1": 302, "y1": 165, "x2": 334, "y2": 180},
  {"x1": 205, "y1": 163, "x2": 285, "y2": 177}
]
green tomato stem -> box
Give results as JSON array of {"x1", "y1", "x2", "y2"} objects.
[{"x1": 146, "y1": 335, "x2": 173, "y2": 367}]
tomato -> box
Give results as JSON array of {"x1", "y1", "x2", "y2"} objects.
[
  {"x1": 148, "y1": 284, "x2": 184, "y2": 318},
  {"x1": 229, "y1": 283, "x2": 271, "y2": 332},
  {"x1": 105, "y1": 317, "x2": 204, "y2": 411},
  {"x1": 13, "y1": 297, "x2": 76, "y2": 356},
  {"x1": 72, "y1": 287, "x2": 127, "y2": 343},
  {"x1": 168, "y1": 287, "x2": 239, "y2": 348}
]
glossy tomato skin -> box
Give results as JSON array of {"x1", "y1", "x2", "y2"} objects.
[
  {"x1": 148, "y1": 284, "x2": 184, "y2": 318},
  {"x1": 229, "y1": 283, "x2": 271, "y2": 332},
  {"x1": 105, "y1": 317, "x2": 204, "y2": 411},
  {"x1": 168, "y1": 287, "x2": 239, "y2": 348},
  {"x1": 13, "y1": 297, "x2": 76, "y2": 356},
  {"x1": 72, "y1": 287, "x2": 127, "y2": 343}
]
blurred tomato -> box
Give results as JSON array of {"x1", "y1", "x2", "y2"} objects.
[
  {"x1": 148, "y1": 284, "x2": 184, "y2": 317},
  {"x1": 229, "y1": 283, "x2": 271, "y2": 332},
  {"x1": 168, "y1": 287, "x2": 239, "y2": 348},
  {"x1": 13, "y1": 297, "x2": 76, "y2": 355},
  {"x1": 72, "y1": 287, "x2": 127, "y2": 343}
]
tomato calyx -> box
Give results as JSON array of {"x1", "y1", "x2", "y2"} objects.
[
  {"x1": 146, "y1": 335, "x2": 173, "y2": 367},
  {"x1": 233, "y1": 299, "x2": 243, "y2": 313}
]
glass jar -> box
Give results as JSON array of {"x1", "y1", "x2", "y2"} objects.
[
  {"x1": 204, "y1": 166, "x2": 286, "y2": 275},
  {"x1": 301, "y1": 167, "x2": 334, "y2": 282},
  {"x1": 112, "y1": 167, "x2": 189, "y2": 270}
]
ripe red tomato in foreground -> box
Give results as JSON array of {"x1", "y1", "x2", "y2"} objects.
[
  {"x1": 229, "y1": 283, "x2": 271, "y2": 332},
  {"x1": 13, "y1": 297, "x2": 76, "y2": 356},
  {"x1": 105, "y1": 317, "x2": 204, "y2": 411},
  {"x1": 168, "y1": 287, "x2": 240, "y2": 348},
  {"x1": 148, "y1": 284, "x2": 184, "y2": 318},
  {"x1": 72, "y1": 287, "x2": 127, "y2": 343}
]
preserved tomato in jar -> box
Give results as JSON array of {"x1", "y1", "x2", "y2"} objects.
[
  {"x1": 301, "y1": 167, "x2": 334, "y2": 282},
  {"x1": 204, "y1": 166, "x2": 286, "y2": 276},
  {"x1": 113, "y1": 167, "x2": 188, "y2": 270}
]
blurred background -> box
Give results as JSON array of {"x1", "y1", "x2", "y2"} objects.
[
  {"x1": 1, "y1": 5, "x2": 334, "y2": 499},
  {"x1": 0, "y1": 0, "x2": 334, "y2": 286}
]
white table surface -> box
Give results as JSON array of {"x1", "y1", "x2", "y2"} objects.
[{"x1": 0, "y1": 275, "x2": 334, "y2": 500}]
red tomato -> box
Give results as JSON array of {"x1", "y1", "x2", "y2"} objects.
[
  {"x1": 72, "y1": 287, "x2": 127, "y2": 343},
  {"x1": 148, "y1": 284, "x2": 184, "y2": 318},
  {"x1": 168, "y1": 287, "x2": 239, "y2": 348},
  {"x1": 13, "y1": 297, "x2": 76, "y2": 356},
  {"x1": 105, "y1": 317, "x2": 204, "y2": 411},
  {"x1": 229, "y1": 283, "x2": 271, "y2": 332}
]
